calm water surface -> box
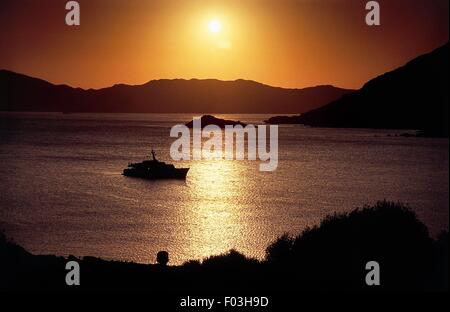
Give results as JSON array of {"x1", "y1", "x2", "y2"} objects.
[{"x1": 0, "y1": 113, "x2": 448, "y2": 264}]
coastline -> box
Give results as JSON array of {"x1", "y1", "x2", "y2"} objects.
[{"x1": 2, "y1": 201, "x2": 448, "y2": 292}]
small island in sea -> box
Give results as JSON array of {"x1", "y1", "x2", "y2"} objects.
[{"x1": 185, "y1": 115, "x2": 247, "y2": 128}]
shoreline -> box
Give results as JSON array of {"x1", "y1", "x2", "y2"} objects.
[{"x1": 2, "y1": 201, "x2": 448, "y2": 291}]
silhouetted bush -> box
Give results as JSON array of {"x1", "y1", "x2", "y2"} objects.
[
  {"x1": 1, "y1": 230, "x2": 11, "y2": 248},
  {"x1": 182, "y1": 260, "x2": 201, "y2": 269},
  {"x1": 1, "y1": 202, "x2": 448, "y2": 291},
  {"x1": 202, "y1": 249, "x2": 259, "y2": 270},
  {"x1": 0, "y1": 230, "x2": 29, "y2": 260},
  {"x1": 266, "y1": 233, "x2": 294, "y2": 264},
  {"x1": 1, "y1": 230, "x2": 34, "y2": 289},
  {"x1": 432, "y1": 232, "x2": 449, "y2": 290},
  {"x1": 266, "y1": 201, "x2": 434, "y2": 290}
]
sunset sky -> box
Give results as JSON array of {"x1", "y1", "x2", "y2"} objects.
[{"x1": 0, "y1": 0, "x2": 448, "y2": 90}]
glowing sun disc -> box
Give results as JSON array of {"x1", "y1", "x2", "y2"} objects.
[{"x1": 208, "y1": 19, "x2": 222, "y2": 33}]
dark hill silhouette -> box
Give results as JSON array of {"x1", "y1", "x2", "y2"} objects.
[
  {"x1": 0, "y1": 71, "x2": 352, "y2": 114},
  {"x1": 1, "y1": 201, "x2": 448, "y2": 292},
  {"x1": 287, "y1": 43, "x2": 449, "y2": 137}
]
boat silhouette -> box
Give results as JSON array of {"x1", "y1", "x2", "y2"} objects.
[{"x1": 123, "y1": 150, "x2": 189, "y2": 180}]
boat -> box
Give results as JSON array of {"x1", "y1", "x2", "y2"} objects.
[{"x1": 123, "y1": 150, "x2": 189, "y2": 180}]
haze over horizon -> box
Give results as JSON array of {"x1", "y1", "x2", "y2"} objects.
[{"x1": 0, "y1": 0, "x2": 448, "y2": 90}]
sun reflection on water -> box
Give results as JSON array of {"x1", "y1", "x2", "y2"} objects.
[{"x1": 184, "y1": 159, "x2": 249, "y2": 260}]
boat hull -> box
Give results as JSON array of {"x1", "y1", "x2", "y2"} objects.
[{"x1": 123, "y1": 168, "x2": 189, "y2": 180}]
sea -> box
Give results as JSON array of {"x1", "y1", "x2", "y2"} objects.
[{"x1": 0, "y1": 112, "x2": 448, "y2": 264}]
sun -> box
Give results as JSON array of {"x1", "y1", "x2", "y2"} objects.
[{"x1": 208, "y1": 19, "x2": 222, "y2": 33}]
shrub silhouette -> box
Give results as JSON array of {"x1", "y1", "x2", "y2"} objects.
[
  {"x1": 1, "y1": 201, "x2": 447, "y2": 291},
  {"x1": 266, "y1": 201, "x2": 434, "y2": 290},
  {"x1": 182, "y1": 259, "x2": 201, "y2": 269},
  {"x1": 0, "y1": 230, "x2": 30, "y2": 261},
  {"x1": 433, "y1": 232, "x2": 449, "y2": 290},
  {"x1": 266, "y1": 233, "x2": 294, "y2": 263},
  {"x1": 202, "y1": 249, "x2": 259, "y2": 270},
  {"x1": 198, "y1": 249, "x2": 262, "y2": 291},
  {"x1": 0, "y1": 230, "x2": 34, "y2": 289}
]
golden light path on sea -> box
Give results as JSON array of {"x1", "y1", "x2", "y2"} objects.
[{"x1": 184, "y1": 159, "x2": 249, "y2": 260}]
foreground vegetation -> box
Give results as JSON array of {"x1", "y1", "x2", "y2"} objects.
[{"x1": 1, "y1": 201, "x2": 448, "y2": 291}]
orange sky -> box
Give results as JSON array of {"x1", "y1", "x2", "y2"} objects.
[{"x1": 0, "y1": 0, "x2": 448, "y2": 89}]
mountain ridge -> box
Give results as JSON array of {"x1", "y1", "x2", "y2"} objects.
[{"x1": 0, "y1": 70, "x2": 352, "y2": 114}]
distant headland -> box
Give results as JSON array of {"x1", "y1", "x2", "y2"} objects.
[{"x1": 266, "y1": 43, "x2": 449, "y2": 138}]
